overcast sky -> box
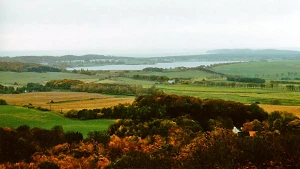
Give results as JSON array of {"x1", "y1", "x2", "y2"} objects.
[{"x1": 0, "y1": 0, "x2": 300, "y2": 56}]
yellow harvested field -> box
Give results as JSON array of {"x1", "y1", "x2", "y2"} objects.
[
  {"x1": 0, "y1": 92, "x2": 135, "y2": 113},
  {"x1": 259, "y1": 104, "x2": 300, "y2": 117},
  {"x1": 1, "y1": 92, "x2": 299, "y2": 117}
]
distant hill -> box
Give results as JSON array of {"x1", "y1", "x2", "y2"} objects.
[
  {"x1": 0, "y1": 54, "x2": 158, "y2": 68},
  {"x1": 1, "y1": 49, "x2": 300, "y2": 67},
  {"x1": 207, "y1": 49, "x2": 300, "y2": 55},
  {"x1": 155, "y1": 49, "x2": 300, "y2": 62},
  {"x1": 0, "y1": 54, "x2": 124, "y2": 64},
  {"x1": 0, "y1": 62, "x2": 61, "y2": 72}
]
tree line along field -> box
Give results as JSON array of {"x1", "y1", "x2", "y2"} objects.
[{"x1": 0, "y1": 105, "x2": 115, "y2": 137}]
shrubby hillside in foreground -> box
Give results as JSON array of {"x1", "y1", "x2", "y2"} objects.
[{"x1": 1, "y1": 94, "x2": 300, "y2": 168}]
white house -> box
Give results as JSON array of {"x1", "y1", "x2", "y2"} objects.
[{"x1": 168, "y1": 80, "x2": 176, "y2": 84}]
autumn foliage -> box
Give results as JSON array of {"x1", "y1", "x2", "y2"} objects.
[
  {"x1": 67, "y1": 94, "x2": 268, "y2": 130},
  {"x1": 1, "y1": 94, "x2": 300, "y2": 168},
  {"x1": 45, "y1": 79, "x2": 162, "y2": 96}
]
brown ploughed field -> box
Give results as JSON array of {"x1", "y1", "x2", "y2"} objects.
[{"x1": 0, "y1": 92, "x2": 135, "y2": 113}]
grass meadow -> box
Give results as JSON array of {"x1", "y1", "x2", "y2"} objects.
[
  {"x1": 212, "y1": 61, "x2": 300, "y2": 80},
  {"x1": 157, "y1": 84, "x2": 300, "y2": 106},
  {"x1": 157, "y1": 84, "x2": 300, "y2": 116},
  {"x1": 0, "y1": 72, "x2": 99, "y2": 86},
  {"x1": 0, "y1": 105, "x2": 116, "y2": 137},
  {"x1": 124, "y1": 69, "x2": 220, "y2": 79},
  {"x1": 0, "y1": 71, "x2": 161, "y2": 88},
  {"x1": 98, "y1": 77, "x2": 156, "y2": 88}
]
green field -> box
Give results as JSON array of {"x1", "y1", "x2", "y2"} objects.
[
  {"x1": 157, "y1": 84, "x2": 300, "y2": 106},
  {"x1": 0, "y1": 105, "x2": 115, "y2": 137},
  {"x1": 0, "y1": 69, "x2": 220, "y2": 88},
  {"x1": 124, "y1": 69, "x2": 220, "y2": 79},
  {"x1": 212, "y1": 61, "x2": 300, "y2": 80},
  {"x1": 98, "y1": 77, "x2": 156, "y2": 87},
  {"x1": 2, "y1": 60, "x2": 300, "y2": 107},
  {"x1": 0, "y1": 72, "x2": 99, "y2": 86}
]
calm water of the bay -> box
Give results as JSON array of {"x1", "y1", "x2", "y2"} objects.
[{"x1": 67, "y1": 61, "x2": 237, "y2": 70}]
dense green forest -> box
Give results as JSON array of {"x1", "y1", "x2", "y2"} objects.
[{"x1": 1, "y1": 94, "x2": 300, "y2": 168}]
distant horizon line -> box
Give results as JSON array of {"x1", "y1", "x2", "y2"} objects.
[{"x1": 1, "y1": 48, "x2": 300, "y2": 57}]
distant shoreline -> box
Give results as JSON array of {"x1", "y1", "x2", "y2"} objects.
[{"x1": 66, "y1": 61, "x2": 238, "y2": 71}]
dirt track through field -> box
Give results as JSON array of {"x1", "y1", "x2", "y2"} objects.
[{"x1": 0, "y1": 92, "x2": 135, "y2": 113}]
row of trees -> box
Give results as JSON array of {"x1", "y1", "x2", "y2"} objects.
[
  {"x1": 1, "y1": 79, "x2": 162, "y2": 96},
  {"x1": 193, "y1": 80, "x2": 268, "y2": 88},
  {"x1": 283, "y1": 85, "x2": 300, "y2": 91},
  {"x1": 142, "y1": 67, "x2": 165, "y2": 72},
  {"x1": 0, "y1": 83, "x2": 51, "y2": 94},
  {"x1": 271, "y1": 80, "x2": 300, "y2": 85},
  {"x1": 45, "y1": 79, "x2": 162, "y2": 96},
  {"x1": 71, "y1": 69, "x2": 96, "y2": 76},
  {"x1": 71, "y1": 83, "x2": 162, "y2": 96},
  {"x1": 0, "y1": 84, "x2": 16, "y2": 94},
  {"x1": 45, "y1": 79, "x2": 85, "y2": 90},
  {"x1": 132, "y1": 74, "x2": 169, "y2": 82},
  {"x1": 227, "y1": 76, "x2": 266, "y2": 83},
  {"x1": 26, "y1": 83, "x2": 51, "y2": 92},
  {"x1": 193, "y1": 80, "x2": 300, "y2": 91}
]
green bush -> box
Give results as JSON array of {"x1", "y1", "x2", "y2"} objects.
[
  {"x1": 270, "y1": 99, "x2": 281, "y2": 105},
  {"x1": 0, "y1": 99, "x2": 7, "y2": 105}
]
